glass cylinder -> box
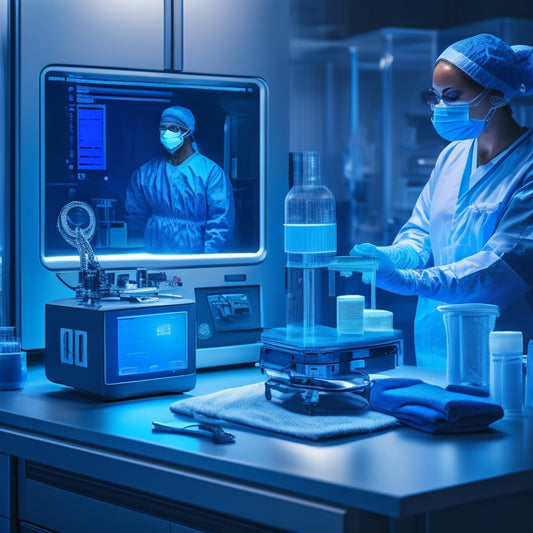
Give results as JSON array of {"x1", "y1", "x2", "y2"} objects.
[{"x1": 284, "y1": 151, "x2": 336, "y2": 334}]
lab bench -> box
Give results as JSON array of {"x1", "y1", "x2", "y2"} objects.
[{"x1": 0, "y1": 362, "x2": 532, "y2": 533}]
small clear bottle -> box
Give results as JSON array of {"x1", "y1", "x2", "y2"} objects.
[
  {"x1": 489, "y1": 331, "x2": 523, "y2": 414},
  {"x1": 284, "y1": 151, "x2": 336, "y2": 336}
]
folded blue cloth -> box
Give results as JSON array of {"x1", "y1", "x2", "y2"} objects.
[{"x1": 369, "y1": 378, "x2": 504, "y2": 434}]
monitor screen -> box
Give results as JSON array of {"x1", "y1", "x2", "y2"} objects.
[
  {"x1": 109, "y1": 310, "x2": 189, "y2": 384},
  {"x1": 40, "y1": 66, "x2": 267, "y2": 269}
]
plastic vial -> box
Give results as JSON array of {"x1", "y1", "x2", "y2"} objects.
[
  {"x1": 284, "y1": 151, "x2": 336, "y2": 336},
  {"x1": 489, "y1": 331, "x2": 523, "y2": 414}
]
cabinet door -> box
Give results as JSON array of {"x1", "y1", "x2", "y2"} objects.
[
  {"x1": 182, "y1": 0, "x2": 288, "y2": 77},
  {"x1": 19, "y1": 0, "x2": 166, "y2": 71},
  {"x1": 17, "y1": 0, "x2": 167, "y2": 350},
  {"x1": 19, "y1": 478, "x2": 171, "y2": 533},
  {"x1": 0, "y1": 454, "x2": 10, "y2": 521}
]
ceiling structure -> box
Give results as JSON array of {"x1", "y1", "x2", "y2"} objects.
[{"x1": 289, "y1": 0, "x2": 533, "y2": 41}]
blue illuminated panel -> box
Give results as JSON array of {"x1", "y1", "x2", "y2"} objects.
[
  {"x1": 77, "y1": 105, "x2": 106, "y2": 170},
  {"x1": 108, "y1": 311, "x2": 188, "y2": 383}
]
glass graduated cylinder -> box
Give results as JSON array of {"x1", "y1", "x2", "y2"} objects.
[{"x1": 284, "y1": 151, "x2": 336, "y2": 334}]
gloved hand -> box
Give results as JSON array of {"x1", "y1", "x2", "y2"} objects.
[
  {"x1": 351, "y1": 243, "x2": 433, "y2": 295},
  {"x1": 350, "y1": 243, "x2": 395, "y2": 272},
  {"x1": 350, "y1": 242, "x2": 421, "y2": 269},
  {"x1": 350, "y1": 243, "x2": 396, "y2": 285}
]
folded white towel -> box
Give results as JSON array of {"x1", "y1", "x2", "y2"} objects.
[{"x1": 170, "y1": 382, "x2": 399, "y2": 441}]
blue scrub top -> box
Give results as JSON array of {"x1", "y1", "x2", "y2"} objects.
[{"x1": 125, "y1": 151, "x2": 235, "y2": 254}]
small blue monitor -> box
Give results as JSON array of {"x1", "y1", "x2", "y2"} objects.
[
  {"x1": 111, "y1": 311, "x2": 189, "y2": 383},
  {"x1": 45, "y1": 298, "x2": 196, "y2": 400}
]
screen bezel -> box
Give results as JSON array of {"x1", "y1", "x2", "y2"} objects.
[{"x1": 39, "y1": 65, "x2": 268, "y2": 271}]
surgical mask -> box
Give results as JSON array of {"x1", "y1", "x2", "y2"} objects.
[
  {"x1": 431, "y1": 103, "x2": 497, "y2": 141},
  {"x1": 160, "y1": 130, "x2": 184, "y2": 153}
]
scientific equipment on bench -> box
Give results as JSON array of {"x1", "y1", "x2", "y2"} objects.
[
  {"x1": 45, "y1": 202, "x2": 196, "y2": 400},
  {"x1": 260, "y1": 152, "x2": 402, "y2": 412}
]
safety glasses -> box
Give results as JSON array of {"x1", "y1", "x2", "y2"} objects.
[
  {"x1": 159, "y1": 124, "x2": 187, "y2": 133},
  {"x1": 421, "y1": 86, "x2": 492, "y2": 109}
]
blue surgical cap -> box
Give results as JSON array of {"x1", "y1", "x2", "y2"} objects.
[
  {"x1": 160, "y1": 106, "x2": 195, "y2": 133},
  {"x1": 437, "y1": 33, "x2": 533, "y2": 103}
]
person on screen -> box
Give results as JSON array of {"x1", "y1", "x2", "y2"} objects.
[{"x1": 124, "y1": 105, "x2": 235, "y2": 253}]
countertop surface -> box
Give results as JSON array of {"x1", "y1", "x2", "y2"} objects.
[{"x1": 1, "y1": 362, "x2": 532, "y2": 519}]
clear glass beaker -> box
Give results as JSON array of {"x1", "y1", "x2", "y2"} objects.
[{"x1": 438, "y1": 303, "x2": 499, "y2": 393}]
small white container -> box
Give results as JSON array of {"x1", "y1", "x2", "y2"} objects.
[
  {"x1": 336, "y1": 295, "x2": 365, "y2": 335},
  {"x1": 364, "y1": 309, "x2": 393, "y2": 332},
  {"x1": 490, "y1": 331, "x2": 523, "y2": 414}
]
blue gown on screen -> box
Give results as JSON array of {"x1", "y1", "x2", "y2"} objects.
[
  {"x1": 125, "y1": 151, "x2": 235, "y2": 254},
  {"x1": 390, "y1": 129, "x2": 533, "y2": 369}
]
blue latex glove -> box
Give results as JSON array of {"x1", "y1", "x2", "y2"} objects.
[
  {"x1": 350, "y1": 243, "x2": 394, "y2": 280},
  {"x1": 351, "y1": 243, "x2": 436, "y2": 295},
  {"x1": 350, "y1": 243, "x2": 421, "y2": 269},
  {"x1": 350, "y1": 243, "x2": 393, "y2": 284},
  {"x1": 351, "y1": 243, "x2": 423, "y2": 286},
  {"x1": 352, "y1": 243, "x2": 530, "y2": 305}
]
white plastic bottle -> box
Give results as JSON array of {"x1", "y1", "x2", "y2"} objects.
[{"x1": 489, "y1": 331, "x2": 523, "y2": 414}]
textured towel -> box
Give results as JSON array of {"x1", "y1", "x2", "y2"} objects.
[
  {"x1": 170, "y1": 382, "x2": 399, "y2": 441},
  {"x1": 369, "y1": 378, "x2": 504, "y2": 434}
]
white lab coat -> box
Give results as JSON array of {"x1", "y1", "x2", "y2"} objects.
[{"x1": 391, "y1": 129, "x2": 533, "y2": 369}]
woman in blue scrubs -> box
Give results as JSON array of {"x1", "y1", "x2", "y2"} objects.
[
  {"x1": 352, "y1": 34, "x2": 533, "y2": 369},
  {"x1": 125, "y1": 105, "x2": 235, "y2": 254}
]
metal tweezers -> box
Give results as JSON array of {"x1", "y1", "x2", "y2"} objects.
[{"x1": 152, "y1": 420, "x2": 236, "y2": 444}]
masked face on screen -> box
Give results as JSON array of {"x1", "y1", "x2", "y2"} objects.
[{"x1": 160, "y1": 129, "x2": 185, "y2": 153}]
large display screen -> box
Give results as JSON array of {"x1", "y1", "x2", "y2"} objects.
[{"x1": 40, "y1": 67, "x2": 266, "y2": 269}]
